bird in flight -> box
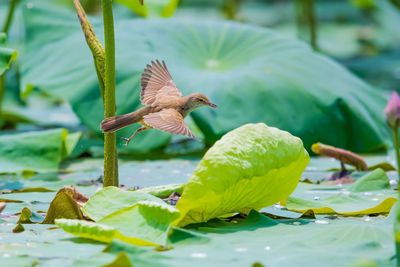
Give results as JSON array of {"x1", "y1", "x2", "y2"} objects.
[{"x1": 100, "y1": 60, "x2": 217, "y2": 145}]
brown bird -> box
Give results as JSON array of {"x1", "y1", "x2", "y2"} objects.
[{"x1": 100, "y1": 60, "x2": 217, "y2": 145}]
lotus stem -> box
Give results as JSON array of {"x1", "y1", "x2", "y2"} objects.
[
  {"x1": 101, "y1": 0, "x2": 118, "y2": 187},
  {"x1": 0, "y1": 0, "x2": 19, "y2": 117},
  {"x1": 2, "y1": 0, "x2": 19, "y2": 33},
  {"x1": 391, "y1": 127, "x2": 400, "y2": 189},
  {"x1": 296, "y1": 0, "x2": 318, "y2": 51}
]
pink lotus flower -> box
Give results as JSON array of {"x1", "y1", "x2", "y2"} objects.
[{"x1": 384, "y1": 91, "x2": 400, "y2": 128}]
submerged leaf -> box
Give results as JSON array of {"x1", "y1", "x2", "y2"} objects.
[
  {"x1": 43, "y1": 186, "x2": 88, "y2": 224},
  {"x1": 176, "y1": 123, "x2": 309, "y2": 226},
  {"x1": 57, "y1": 201, "x2": 180, "y2": 246}
]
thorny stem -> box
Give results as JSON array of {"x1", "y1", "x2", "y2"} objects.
[
  {"x1": 101, "y1": 0, "x2": 118, "y2": 187},
  {"x1": 73, "y1": 0, "x2": 118, "y2": 186},
  {"x1": 392, "y1": 127, "x2": 400, "y2": 190},
  {"x1": 296, "y1": 0, "x2": 318, "y2": 51}
]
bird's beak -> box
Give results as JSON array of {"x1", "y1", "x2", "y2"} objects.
[{"x1": 208, "y1": 102, "x2": 217, "y2": 108}]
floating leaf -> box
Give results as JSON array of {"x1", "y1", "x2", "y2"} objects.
[
  {"x1": 57, "y1": 200, "x2": 180, "y2": 246},
  {"x1": 285, "y1": 171, "x2": 397, "y2": 215},
  {"x1": 20, "y1": 1, "x2": 388, "y2": 153},
  {"x1": 100, "y1": 210, "x2": 395, "y2": 267},
  {"x1": 43, "y1": 186, "x2": 88, "y2": 224},
  {"x1": 348, "y1": 168, "x2": 390, "y2": 192},
  {"x1": 175, "y1": 123, "x2": 309, "y2": 226},
  {"x1": 82, "y1": 186, "x2": 164, "y2": 221},
  {"x1": 0, "y1": 129, "x2": 80, "y2": 174}
]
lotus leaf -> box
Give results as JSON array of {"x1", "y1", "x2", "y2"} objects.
[
  {"x1": 20, "y1": 1, "x2": 388, "y2": 153},
  {"x1": 176, "y1": 123, "x2": 309, "y2": 226},
  {"x1": 57, "y1": 200, "x2": 180, "y2": 246},
  {"x1": 0, "y1": 128, "x2": 80, "y2": 173},
  {"x1": 82, "y1": 186, "x2": 164, "y2": 221},
  {"x1": 285, "y1": 170, "x2": 397, "y2": 215}
]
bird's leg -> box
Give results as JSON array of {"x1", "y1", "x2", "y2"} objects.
[
  {"x1": 340, "y1": 161, "x2": 347, "y2": 172},
  {"x1": 121, "y1": 126, "x2": 146, "y2": 146}
]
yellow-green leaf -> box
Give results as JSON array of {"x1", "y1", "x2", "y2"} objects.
[{"x1": 176, "y1": 123, "x2": 310, "y2": 226}]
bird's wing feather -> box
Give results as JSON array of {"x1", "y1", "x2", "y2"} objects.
[
  {"x1": 143, "y1": 109, "x2": 194, "y2": 138},
  {"x1": 140, "y1": 60, "x2": 182, "y2": 106}
]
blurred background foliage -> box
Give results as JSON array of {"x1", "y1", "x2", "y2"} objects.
[{"x1": 1, "y1": 0, "x2": 400, "y2": 161}]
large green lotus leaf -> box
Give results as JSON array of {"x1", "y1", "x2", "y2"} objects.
[
  {"x1": 82, "y1": 186, "x2": 164, "y2": 221},
  {"x1": 0, "y1": 129, "x2": 80, "y2": 173},
  {"x1": 175, "y1": 123, "x2": 309, "y2": 226},
  {"x1": 285, "y1": 170, "x2": 397, "y2": 215},
  {"x1": 57, "y1": 200, "x2": 180, "y2": 246},
  {"x1": 0, "y1": 223, "x2": 105, "y2": 266},
  {"x1": 20, "y1": 1, "x2": 387, "y2": 153},
  {"x1": 92, "y1": 210, "x2": 394, "y2": 267}
]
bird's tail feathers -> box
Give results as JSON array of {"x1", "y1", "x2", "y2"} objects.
[{"x1": 100, "y1": 112, "x2": 139, "y2": 133}]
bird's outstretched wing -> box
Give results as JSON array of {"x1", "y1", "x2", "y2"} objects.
[
  {"x1": 140, "y1": 60, "x2": 182, "y2": 106},
  {"x1": 143, "y1": 109, "x2": 194, "y2": 138}
]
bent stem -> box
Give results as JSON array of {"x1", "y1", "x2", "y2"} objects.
[
  {"x1": 392, "y1": 127, "x2": 400, "y2": 190},
  {"x1": 101, "y1": 0, "x2": 118, "y2": 187}
]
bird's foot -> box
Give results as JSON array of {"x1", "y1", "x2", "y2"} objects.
[{"x1": 121, "y1": 137, "x2": 131, "y2": 146}]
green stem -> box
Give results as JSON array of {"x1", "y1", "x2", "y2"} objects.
[
  {"x1": 296, "y1": 0, "x2": 318, "y2": 51},
  {"x1": 2, "y1": 0, "x2": 19, "y2": 33},
  {"x1": 101, "y1": 0, "x2": 118, "y2": 187},
  {"x1": 392, "y1": 127, "x2": 400, "y2": 190},
  {"x1": 0, "y1": 75, "x2": 4, "y2": 114},
  {"x1": 0, "y1": 0, "x2": 19, "y2": 118}
]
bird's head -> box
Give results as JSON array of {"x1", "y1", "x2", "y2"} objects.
[{"x1": 187, "y1": 93, "x2": 217, "y2": 110}]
